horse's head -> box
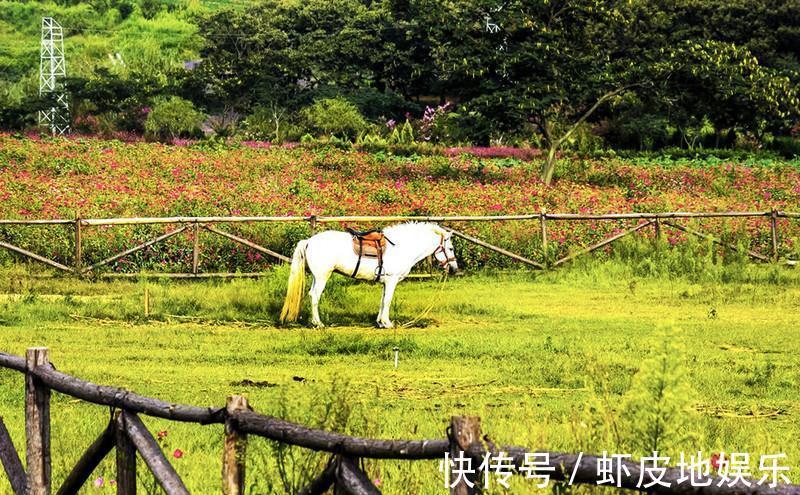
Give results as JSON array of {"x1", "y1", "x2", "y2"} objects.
[{"x1": 431, "y1": 225, "x2": 459, "y2": 275}]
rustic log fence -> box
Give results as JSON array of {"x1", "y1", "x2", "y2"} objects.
[
  {"x1": 1, "y1": 347, "x2": 800, "y2": 495},
  {"x1": 0, "y1": 210, "x2": 798, "y2": 277}
]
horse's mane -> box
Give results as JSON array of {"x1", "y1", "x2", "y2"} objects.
[{"x1": 382, "y1": 221, "x2": 438, "y2": 238}]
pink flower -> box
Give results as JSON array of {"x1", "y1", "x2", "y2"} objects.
[
  {"x1": 173, "y1": 449, "x2": 184, "y2": 459},
  {"x1": 94, "y1": 477, "x2": 104, "y2": 487}
]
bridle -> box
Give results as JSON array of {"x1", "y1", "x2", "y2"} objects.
[{"x1": 433, "y1": 235, "x2": 457, "y2": 268}]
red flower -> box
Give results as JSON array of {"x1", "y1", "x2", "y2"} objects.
[
  {"x1": 157, "y1": 430, "x2": 168, "y2": 440},
  {"x1": 710, "y1": 453, "x2": 721, "y2": 470},
  {"x1": 173, "y1": 449, "x2": 184, "y2": 459}
]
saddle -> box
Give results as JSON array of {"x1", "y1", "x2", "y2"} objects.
[{"x1": 346, "y1": 228, "x2": 394, "y2": 279}]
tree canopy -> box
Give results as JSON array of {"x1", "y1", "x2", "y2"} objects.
[{"x1": 1, "y1": 0, "x2": 799, "y2": 169}]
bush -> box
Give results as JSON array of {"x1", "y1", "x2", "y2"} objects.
[
  {"x1": 770, "y1": 136, "x2": 800, "y2": 158},
  {"x1": 117, "y1": 1, "x2": 134, "y2": 20},
  {"x1": 206, "y1": 109, "x2": 241, "y2": 138},
  {"x1": 144, "y1": 96, "x2": 204, "y2": 142},
  {"x1": 300, "y1": 97, "x2": 367, "y2": 141},
  {"x1": 242, "y1": 105, "x2": 305, "y2": 142},
  {"x1": 0, "y1": 94, "x2": 44, "y2": 131},
  {"x1": 298, "y1": 86, "x2": 416, "y2": 121},
  {"x1": 140, "y1": 0, "x2": 163, "y2": 19}
]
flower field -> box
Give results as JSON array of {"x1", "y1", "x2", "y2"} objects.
[{"x1": 1, "y1": 134, "x2": 799, "y2": 272}]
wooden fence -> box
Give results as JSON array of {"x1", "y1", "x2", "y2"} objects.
[
  {"x1": 0, "y1": 211, "x2": 798, "y2": 277},
  {"x1": 1, "y1": 347, "x2": 799, "y2": 495}
]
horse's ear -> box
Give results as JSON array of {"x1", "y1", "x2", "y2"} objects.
[{"x1": 431, "y1": 225, "x2": 450, "y2": 238}]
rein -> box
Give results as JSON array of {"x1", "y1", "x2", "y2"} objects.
[
  {"x1": 398, "y1": 269, "x2": 449, "y2": 329},
  {"x1": 398, "y1": 234, "x2": 454, "y2": 328}
]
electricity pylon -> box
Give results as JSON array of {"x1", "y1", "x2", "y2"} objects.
[{"x1": 39, "y1": 17, "x2": 70, "y2": 135}]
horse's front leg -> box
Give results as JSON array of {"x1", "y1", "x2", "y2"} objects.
[{"x1": 377, "y1": 276, "x2": 399, "y2": 328}]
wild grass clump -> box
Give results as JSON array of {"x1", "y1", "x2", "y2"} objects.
[
  {"x1": 248, "y1": 380, "x2": 380, "y2": 494},
  {"x1": 575, "y1": 333, "x2": 698, "y2": 459},
  {"x1": 549, "y1": 235, "x2": 800, "y2": 286}
]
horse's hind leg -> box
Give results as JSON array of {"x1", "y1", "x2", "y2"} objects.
[{"x1": 309, "y1": 270, "x2": 331, "y2": 328}]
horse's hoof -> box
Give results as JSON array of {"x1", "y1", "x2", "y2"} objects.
[
  {"x1": 311, "y1": 321, "x2": 325, "y2": 328},
  {"x1": 377, "y1": 321, "x2": 394, "y2": 329}
]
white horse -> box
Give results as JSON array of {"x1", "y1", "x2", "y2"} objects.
[{"x1": 279, "y1": 222, "x2": 458, "y2": 328}]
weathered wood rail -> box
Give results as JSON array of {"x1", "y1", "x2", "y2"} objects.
[
  {"x1": 0, "y1": 210, "x2": 797, "y2": 277},
  {"x1": 1, "y1": 348, "x2": 799, "y2": 494}
]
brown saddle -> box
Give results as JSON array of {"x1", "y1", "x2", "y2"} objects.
[
  {"x1": 346, "y1": 228, "x2": 394, "y2": 279},
  {"x1": 351, "y1": 231, "x2": 387, "y2": 257}
]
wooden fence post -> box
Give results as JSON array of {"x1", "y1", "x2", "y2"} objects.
[
  {"x1": 449, "y1": 416, "x2": 482, "y2": 495},
  {"x1": 653, "y1": 217, "x2": 661, "y2": 242},
  {"x1": 192, "y1": 222, "x2": 200, "y2": 275},
  {"x1": 770, "y1": 209, "x2": 779, "y2": 263},
  {"x1": 26, "y1": 347, "x2": 51, "y2": 495},
  {"x1": 336, "y1": 456, "x2": 382, "y2": 494},
  {"x1": 74, "y1": 218, "x2": 83, "y2": 274},
  {"x1": 223, "y1": 395, "x2": 249, "y2": 495},
  {"x1": 122, "y1": 412, "x2": 189, "y2": 495},
  {"x1": 1, "y1": 415, "x2": 28, "y2": 494},
  {"x1": 309, "y1": 215, "x2": 317, "y2": 235},
  {"x1": 539, "y1": 210, "x2": 548, "y2": 269},
  {"x1": 115, "y1": 412, "x2": 136, "y2": 495},
  {"x1": 57, "y1": 421, "x2": 116, "y2": 495}
]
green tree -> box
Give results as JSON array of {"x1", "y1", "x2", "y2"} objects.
[
  {"x1": 420, "y1": 0, "x2": 800, "y2": 181},
  {"x1": 191, "y1": 0, "x2": 396, "y2": 114},
  {"x1": 144, "y1": 96, "x2": 204, "y2": 141},
  {"x1": 422, "y1": 0, "x2": 661, "y2": 183},
  {"x1": 301, "y1": 97, "x2": 367, "y2": 140},
  {"x1": 662, "y1": 39, "x2": 799, "y2": 144}
]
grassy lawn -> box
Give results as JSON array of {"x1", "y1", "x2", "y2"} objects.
[{"x1": 0, "y1": 263, "x2": 799, "y2": 493}]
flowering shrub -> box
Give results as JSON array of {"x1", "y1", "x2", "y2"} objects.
[
  {"x1": 419, "y1": 102, "x2": 452, "y2": 142},
  {"x1": 0, "y1": 134, "x2": 798, "y2": 271}
]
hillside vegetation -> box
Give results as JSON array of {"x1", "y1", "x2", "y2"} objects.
[{"x1": 2, "y1": 0, "x2": 800, "y2": 184}]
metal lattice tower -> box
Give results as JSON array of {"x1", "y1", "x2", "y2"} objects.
[{"x1": 39, "y1": 17, "x2": 70, "y2": 135}]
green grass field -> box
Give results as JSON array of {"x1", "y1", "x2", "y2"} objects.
[{"x1": 0, "y1": 260, "x2": 799, "y2": 494}]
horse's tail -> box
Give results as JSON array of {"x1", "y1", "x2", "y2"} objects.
[{"x1": 279, "y1": 239, "x2": 308, "y2": 324}]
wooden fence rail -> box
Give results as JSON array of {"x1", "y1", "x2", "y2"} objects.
[
  {"x1": 0, "y1": 211, "x2": 797, "y2": 277},
  {"x1": 1, "y1": 348, "x2": 800, "y2": 494}
]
